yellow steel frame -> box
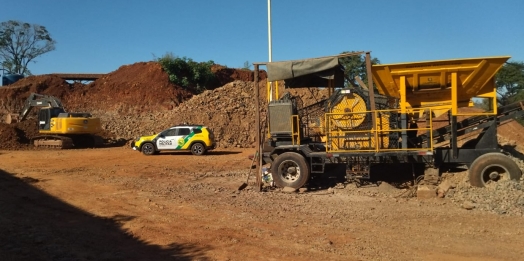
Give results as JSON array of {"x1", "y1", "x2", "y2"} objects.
[
  {"x1": 373, "y1": 57, "x2": 507, "y2": 119},
  {"x1": 291, "y1": 115, "x2": 300, "y2": 145},
  {"x1": 266, "y1": 80, "x2": 280, "y2": 102},
  {"x1": 324, "y1": 108, "x2": 434, "y2": 153},
  {"x1": 396, "y1": 73, "x2": 498, "y2": 118}
]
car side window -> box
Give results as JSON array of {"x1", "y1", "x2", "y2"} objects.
[
  {"x1": 162, "y1": 129, "x2": 177, "y2": 137},
  {"x1": 193, "y1": 128, "x2": 202, "y2": 134},
  {"x1": 178, "y1": 128, "x2": 191, "y2": 136}
]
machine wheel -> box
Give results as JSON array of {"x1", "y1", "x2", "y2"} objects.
[
  {"x1": 191, "y1": 142, "x2": 205, "y2": 156},
  {"x1": 469, "y1": 153, "x2": 522, "y2": 187},
  {"x1": 141, "y1": 143, "x2": 156, "y2": 156},
  {"x1": 271, "y1": 152, "x2": 310, "y2": 189}
]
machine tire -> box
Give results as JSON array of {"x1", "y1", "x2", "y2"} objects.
[
  {"x1": 271, "y1": 152, "x2": 310, "y2": 189},
  {"x1": 141, "y1": 143, "x2": 156, "y2": 156},
  {"x1": 469, "y1": 153, "x2": 522, "y2": 187},
  {"x1": 191, "y1": 142, "x2": 206, "y2": 156}
]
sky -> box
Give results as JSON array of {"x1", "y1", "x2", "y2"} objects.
[{"x1": 1, "y1": 0, "x2": 524, "y2": 75}]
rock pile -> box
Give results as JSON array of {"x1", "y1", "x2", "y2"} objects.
[
  {"x1": 440, "y1": 154, "x2": 524, "y2": 216},
  {"x1": 447, "y1": 179, "x2": 524, "y2": 216},
  {"x1": 98, "y1": 80, "x2": 267, "y2": 148}
]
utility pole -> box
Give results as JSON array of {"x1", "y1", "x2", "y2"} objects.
[{"x1": 268, "y1": 0, "x2": 273, "y2": 101}]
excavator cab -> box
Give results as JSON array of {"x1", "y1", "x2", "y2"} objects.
[{"x1": 38, "y1": 107, "x2": 66, "y2": 130}]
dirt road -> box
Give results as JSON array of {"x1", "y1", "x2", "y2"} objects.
[{"x1": 1, "y1": 147, "x2": 523, "y2": 261}]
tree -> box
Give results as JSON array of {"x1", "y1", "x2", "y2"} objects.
[
  {"x1": 156, "y1": 52, "x2": 216, "y2": 93},
  {"x1": 0, "y1": 20, "x2": 56, "y2": 75},
  {"x1": 495, "y1": 61, "x2": 524, "y2": 105},
  {"x1": 339, "y1": 51, "x2": 380, "y2": 88}
]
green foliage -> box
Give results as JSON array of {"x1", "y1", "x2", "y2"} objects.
[
  {"x1": 496, "y1": 61, "x2": 524, "y2": 105},
  {"x1": 339, "y1": 51, "x2": 380, "y2": 88},
  {"x1": 0, "y1": 20, "x2": 56, "y2": 75},
  {"x1": 157, "y1": 53, "x2": 216, "y2": 93}
]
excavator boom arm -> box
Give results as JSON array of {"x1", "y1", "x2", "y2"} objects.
[{"x1": 17, "y1": 93, "x2": 65, "y2": 122}]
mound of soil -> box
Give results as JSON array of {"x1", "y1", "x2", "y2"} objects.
[
  {"x1": 0, "y1": 123, "x2": 20, "y2": 149},
  {"x1": 211, "y1": 64, "x2": 267, "y2": 88},
  {"x1": 0, "y1": 75, "x2": 72, "y2": 116},
  {"x1": 64, "y1": 62, "x2": 193, "y2": 114},
  {"x1": 0, "y1": 74, "x2": 72, "y2": 97},
  {"x1": 0, "y1": 121, "x2": 36, "y2": 150}
]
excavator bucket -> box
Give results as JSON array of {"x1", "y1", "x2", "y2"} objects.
[
  {"x1": 5, "y1": 113, "x2": 20, "y2": 124},
  {"x1": 372, "y1": 56, "x2": 510, "y2": 117}
]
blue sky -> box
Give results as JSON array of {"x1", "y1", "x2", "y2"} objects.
[{"x1": 2, "y1": 0, "x2": 523, "y2": 75}]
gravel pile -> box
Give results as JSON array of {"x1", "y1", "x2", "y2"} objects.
[
  {"x1": 447, "y1": 179, "x2": 524, "y2": 216},
  {"x1": 441, "y1": 154, "x2": 524, "y2": 216}
]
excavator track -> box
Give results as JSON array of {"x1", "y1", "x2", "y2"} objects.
[
  {"x1": 31, "y1": 135, "x2": 104, "y2": 149},
  {"x1": 32, "y1": 135, "x2": 74, "y2": 149}
]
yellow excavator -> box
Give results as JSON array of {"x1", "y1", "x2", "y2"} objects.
[{"x1": 6, "y1": 93, "x2": 103, "y2": 149}]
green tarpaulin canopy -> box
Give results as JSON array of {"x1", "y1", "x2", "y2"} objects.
[{"x1": 266, "y1": 56, "x2": 345, "y2": 88}]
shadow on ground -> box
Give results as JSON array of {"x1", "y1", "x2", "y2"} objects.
[
  {"x1": 502, "y1": 144, "x2": 524, "y2": 161},
  {"x1": 159, "y1": 150, "x2": 242, "y2": 156},
  {"x1": 307, "y1": 163, "x2": 426, "y2": 190},
  {"x1": 102, "y1": 138, "x2": 130, "y2": 148},
  {"x1": 0, "y1": 169, "x2": 210, "y2": 261}
]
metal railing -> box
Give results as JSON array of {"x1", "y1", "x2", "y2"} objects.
[{"x1": 324, "y1": 108, "x2": 434, "y2": 153}]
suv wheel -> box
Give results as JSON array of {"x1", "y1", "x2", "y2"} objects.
[
  {"x1": 141, "y1": 143, "x2": 156, "y2": 155},
  {"x1": 191, "y1": 142, "x2": 205, "y2": 156}
]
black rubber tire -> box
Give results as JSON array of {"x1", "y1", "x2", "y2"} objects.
[
  {"x1": 469, "y1": 152, "x2": 522, "y2": 187},
  {"x1": 141, "y1": 143, "x2": 156, "y2": 156},
  {"x1": 191, "y1": 142, "x2": 206, "y2": 156},
  {"x1": 271, "y1": 152, "x2": 310, "y2": 189}
]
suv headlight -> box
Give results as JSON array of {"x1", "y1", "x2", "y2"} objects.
[{"x1": 135, "y1": 137, "x2": 141, "y2": 141}]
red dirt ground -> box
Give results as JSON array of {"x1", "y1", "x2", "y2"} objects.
[{"x1": 1, "y1": 148, "x2": 523, "y2": 261}]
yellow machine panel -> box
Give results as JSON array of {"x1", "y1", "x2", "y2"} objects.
[
  {"x1": 372, "y1": 56, "x2": 509, "y2": 117},
  {"x1": 329, "y1": 92, "x2": 368, "y2": 129},
  {"x1": 40, "y1": 117, "x2": 101, "y2": 135},
  {"x1": 314, "y1": 90, "x2": 393, "y2": 151}
]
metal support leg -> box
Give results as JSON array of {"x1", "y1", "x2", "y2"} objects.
[
  {"x1": 401, "y1": 113, "x2": 408, "y2": 149},
  {"x1": 451, "y1": 115, "x2": 458, "y2": 159}
]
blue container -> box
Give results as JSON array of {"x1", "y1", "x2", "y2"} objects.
[{"x1": 2, "y1": 74, "x2": 24, "y2": 86}]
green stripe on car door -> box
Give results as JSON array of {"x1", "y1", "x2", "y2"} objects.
[{"x1": 175, "y1": 127, "x2": 201, "y2": 149}]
